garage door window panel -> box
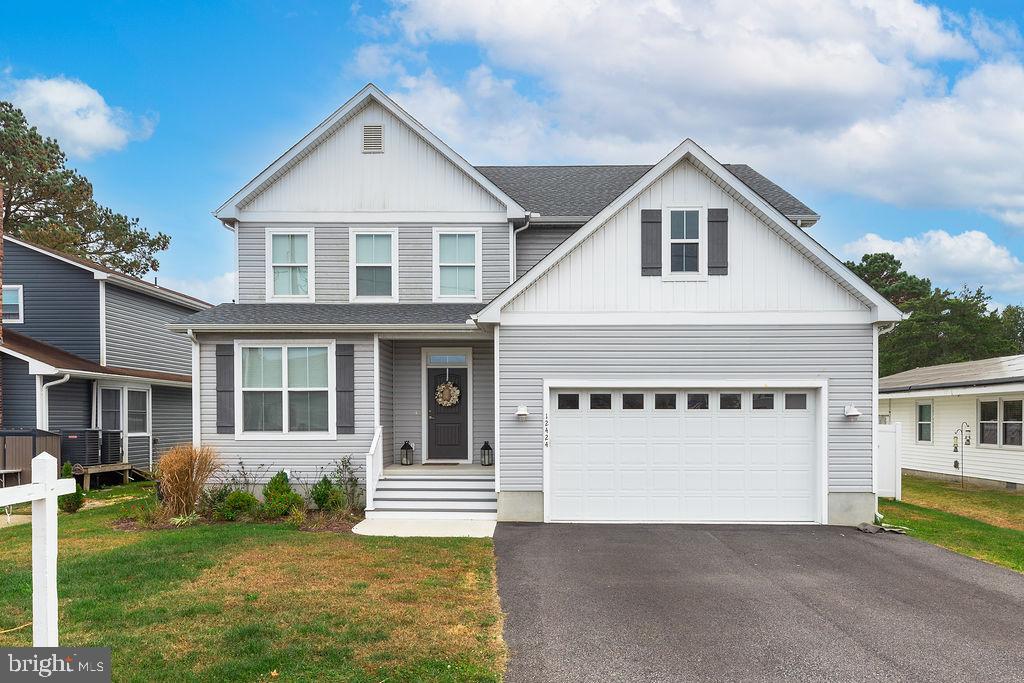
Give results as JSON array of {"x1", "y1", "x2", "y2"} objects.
[
  {"x1": 785, "y1": 393, "x2": 808, "y2": 410},
  {"x1": 590, "y1": 393, "x2": 611, "y2": 410},
  {"x1": 687, "y1": 393, "x2": 709, "y2": 410},
  {"x1": 623, "y1": 393, "x2": 644, "y2": 410},
  {"x1": 655, "y1": 393, "x2": 677, "y2": 410},
  {"x1": 558, "y1": 393, "x2": 580, "y2": 410},
  {"x1": 720, "y1": 393, "x2": 742, "y2": 410},
  {"x1": 752, "y1": 393, "x2": 774, "y2": 410}
]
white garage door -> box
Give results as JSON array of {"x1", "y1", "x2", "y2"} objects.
[{"x1": 548, "y1": 388, "x2": 820, "y2": 523}]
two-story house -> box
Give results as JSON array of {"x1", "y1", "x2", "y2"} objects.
[
  {"x1": 176, "y1": 84, "x2": 902, "y2": 525},
  {"x1": 0, "y1": 236, "x2": 210, "y2": 475}
]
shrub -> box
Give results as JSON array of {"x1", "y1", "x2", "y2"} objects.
[
  {"x1": 285, "y1": 505, "x2": 307, "y2": 529},
  {"x1": 128, "y1": 498, "x2": 165, "y2": 527},
  {"x1": 58, "y1": 462, "x2": 85, "y2": 514},
  {"x1": 156, "y1": 445, "x2": 220, "y2": 518},
  {"x1": 197, "y1": 484, "x2": 232, "y2": 519},
  {"x1": 215, "y1": 489, "x2": 259, "y2": 521},
  {"x1": 333, "y1": 456, "x2": 363, "y2": 513},
  {"x1": 260, "y1": 471, "x2": 305, "y2": 518},
  {"x1": 310, "y1": 476, "x2": 344, "y2": 512}
]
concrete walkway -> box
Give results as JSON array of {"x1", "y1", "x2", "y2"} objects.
[
  {"x1": 0, "y1": 513, "x2": 30, "y2": 528},
  {"x1": 352, "y1": 518, "x2": 495, "y2": 537}
]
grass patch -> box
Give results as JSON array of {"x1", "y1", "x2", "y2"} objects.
[
  {"x1": 897, "y1": 475, "x2": 1024, "y2": 531},
  {"x1": 0, "y1": 484, "x2": 505, "y2": 681}
]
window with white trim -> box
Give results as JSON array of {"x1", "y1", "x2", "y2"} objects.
[
  {"x1": 127, "y1": 390, "x2": 148, "y2": 435},
  {"x1": 916, "y1": 402, "x2": 932, "y2": 443},
  {"x1": 433, "y1": 228, "x2": 481, "y2": 301},
  {"x1": 979, "y1": 400, "x2": 998, "y2": 445},
  {"x1": 352, "y1": 231, "x2": 396, "y2": 300},
  {"x1": 268, "y1": 231, "x2": 312, "y2": 299},
  {"x1": 1003, "y1": 399, "x2": 1023, "y2": 447},
  {"x1": 100, "y1": 388, "x2": 121, "y2": 431},
  {"x1": 663, "y1": 208, "x2": 704, "y2": 278},
  {"x1": 2, "y1": 285, "x2": 23, "y2": 323},
  {"x1": 240, "y1": 344, "x2": 332, "y2": 434}
]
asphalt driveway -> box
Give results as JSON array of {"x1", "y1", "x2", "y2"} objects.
[{"x1": 494, "y1": 523, "x2": 1024, "y2": 682}]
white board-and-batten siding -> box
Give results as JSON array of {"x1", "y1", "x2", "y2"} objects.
[
  {"x1": 236, "y1": 223, "x2": 510, "y2": 304},
  {"x1": 883, "y1": 395, "x2": 1024, "y2": 484},
  {"x1": 240, "y1": 100, "x2": 506, "y2": 217},
  {"x1": 506, "y1": 159, "x2": 868, "y2": 314},
  {"x1": 198, "y1": 334, "x2": 374, "y2": 485},
  {"x1": 498, "y1": 325, "x2": 874, "y2": 492}
]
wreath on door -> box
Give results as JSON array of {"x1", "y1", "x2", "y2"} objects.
[{"x1": 435, "y1": 381, "x2": 461, "y2": 407}]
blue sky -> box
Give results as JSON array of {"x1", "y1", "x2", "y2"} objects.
[{"x1": 4, "y1": 1, "x2": 1024, "y2": 304}]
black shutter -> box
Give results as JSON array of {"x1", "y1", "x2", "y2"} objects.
[
  {"x1": 336, "y1": 344, "x2": 355, "y2": 434},
  {"x1": 215, "y1": 344, "x2": 234, "y2": 434},
  {"x1": 640, "y1": 209, "x2": 662, "y2": 276},
  {"x1": 708, "y1": 208, "x2": 728, "y2": 276}
]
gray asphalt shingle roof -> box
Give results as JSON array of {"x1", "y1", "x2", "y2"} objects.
[
  {"x1": 476, "y1": 163, "x2": 818, "y2": 224},
  {"x1": 176, "y1": 303, "x2": 482, "y2": 327},
  {"x1": 879, "y1": 355, "x2": 1024, "y2": 393}
]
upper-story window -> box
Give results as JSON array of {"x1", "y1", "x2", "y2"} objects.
[
  {"x1": 433, "y1": 228, "x2": 482, "y2": 302},
  {"x1": 662, "y1": 208, "x2": 705, "y2": 280},
  {"x1": 267, "y1": 229, "x2": 314, "y2": 301},
  {"x1": 350, "y1": 229, "x2": 398, "y2": 302},
  {"x1": 2, "y1": 285, "x2": 23, "y2": 323}
]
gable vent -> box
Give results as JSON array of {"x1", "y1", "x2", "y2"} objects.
[{"x1": 362, "y1": 124, "x2": 384, "y2": 154}]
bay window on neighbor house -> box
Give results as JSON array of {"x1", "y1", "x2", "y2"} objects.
[
  {"x1": 663, "y1": 208, "x2": 704, "y2": 279},
  {"x1": 267, "y1": 230, "x2": 313, "y2": 301},
  {"x1": 351, "y1": 230, "x2": 397, "y2": 301},
  {"x1": 239, "y1": 343, "x2": 334, "y2": 437},
  {"x1": 2, "y1": 284, "x2": 23, "y2": 323},
  {"x1": 978, "y1": 398, "x2": 1024, "y2": 448},
  {"x1": 433, "y1": 228, "x2": 481, "y2": 301}
]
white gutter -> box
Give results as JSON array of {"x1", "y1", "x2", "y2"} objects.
[
  {"x1": 38, "y1": 373, "x2": 71, "y2": 430},
  {"x1": 167, "y1": 323, "x2": 482, "y2": 333}
]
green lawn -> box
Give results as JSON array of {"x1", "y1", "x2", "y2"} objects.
[
  {"x1": 879, "y1": 474, "x2": 1024, "y2": 573},
  {"x1": 0, "y1": 485, "x2": 505, "y2": 682}
]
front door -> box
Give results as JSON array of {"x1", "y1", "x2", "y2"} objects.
[{"x1": 426, "y1": 367, "x2": 469, "y2": 460}]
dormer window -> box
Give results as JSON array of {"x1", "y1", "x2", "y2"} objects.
[
  {"x1": 362, "y1": 124, "x2": 384, "y2": 153},
  {"x1": 266, "y1": 228, "x2": 314, "y2": 302}
]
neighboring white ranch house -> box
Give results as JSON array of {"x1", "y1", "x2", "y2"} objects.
[
  {"x1": 173, "y1": 84, "x2": 902, "y2": 526},
  {"x1": 880, "y1": 356, "x2": 1024, "y2": 488}
]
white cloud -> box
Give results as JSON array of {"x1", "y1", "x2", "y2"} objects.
[
  {"x1": 351, "y1": 0, "x2": 1024, "y2": 225},
  {"x1": 159, "y1": 271, "x2": 235, "y2": 305},
  {"x1": 843, "y1": 230, "x2": 1024, "y2": 294},
  {"x1": 3, "y1": 75, "x2": 155, "y2": 159}
]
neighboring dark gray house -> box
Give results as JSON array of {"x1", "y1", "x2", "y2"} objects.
[{"x1": 0, "y1": 236, "x2": 210, "y2": 471}]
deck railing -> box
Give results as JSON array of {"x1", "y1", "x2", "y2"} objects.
[{"x1": 365, "y1": 425, "x2": 383, "y2": 511}]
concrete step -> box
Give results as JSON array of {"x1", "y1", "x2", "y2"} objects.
[
  {"x1": 374, "y1": 488, "x2": 497, "y2": 500},
  {"x1": 373, "y1": 498, "x2": 497, "y2": 511},
  {"x1": 377, "y1": 478, "x2": 494, "y2": 490},
  {"x1": 365, "y1": 509, "x2": 498, "y2": 521}
]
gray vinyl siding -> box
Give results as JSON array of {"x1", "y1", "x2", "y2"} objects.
[
  {"x1": 390, "y1": 339, "x2": 494, "y2": 464},
  {"x1": 4, "y1": 241, "x2": 100, "y2": 360},
  {"x1": 198, "y1": 333, "x2": 374, "y2": 486},
  {"x1": 46, "y1": 377, "x2": 93, "y2": 430},
  {"x1": 515, "y1": 226, "x2": 577, "y2": 279},
  {"x1": 236, "y1": 223, "x2": 510, "y2": 303},
  {"x1": 126, "y1": 436, "x2": 150, "y2": 469},
  {"x1": 2, "y1": 355, "x2": 37, "y2": 429},
  {"x1": 152, "y1": 385, "x2": 192, "y2": 461},
  {"x1": 105, "y1": 284, "x2": 195, "y2": 374},
  {"x1": 379, "y1": 340, "x2": 395, "y2": 466},
  {"x1": 498, "y1": 325, "x2": 874, "y2": 492}
]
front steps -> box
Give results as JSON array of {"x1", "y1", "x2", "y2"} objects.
[{"x1": 366, "y1": 474, "x2": 497, "y2": 520}]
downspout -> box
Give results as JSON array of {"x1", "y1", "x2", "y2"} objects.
[
  {"x1": 511, "y1": 213, "x2": 534, "y2": 281},
  {"x1": 187, "y1": 329, "x2": 201, "y2": 447},
  {"x1": 39, "y1": 373, "x2": 71, "y2": 431}
]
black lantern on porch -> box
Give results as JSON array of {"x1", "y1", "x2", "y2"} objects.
[
  {"x1": 400, "y1": 441, "x2": 414, "y2": 466},
  {"x1": 480, "y1": 441, "x2": 494, "y2": 467}
]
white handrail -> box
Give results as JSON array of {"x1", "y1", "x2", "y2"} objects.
[{"x1": 365, "y1": 425, "x2": 383, "y2": 511}]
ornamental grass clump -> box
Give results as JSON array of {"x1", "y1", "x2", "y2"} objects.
[{"x1": 156, "y1": 445, "x2": 220, "y2": 518}]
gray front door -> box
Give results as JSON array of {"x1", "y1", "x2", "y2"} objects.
[{"x1": 427, "y1": 367, "x2": 468, "y2": 460}]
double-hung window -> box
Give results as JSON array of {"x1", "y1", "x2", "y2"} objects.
[
  {"x1": 663, "y1": 208, "x2": 705, "y2": 279},
  {"x1": 351, "y1": 230, "x2": 397, "y2": 301},
  {"x1": 979, "y1": 400, "x2": 999, "y2": 445},
  {"x1": 127, "y1": 389, "x2": 149, "y2": 435},
  {"x1": 2, "y1": 285, "x2": 23, "y2": 323},
  {"x1": 1003, "y1": 399, "x2": 1023, "y2": 447},
  {"x1": 267, "y1": 229, "x2": 313, "y2": 301},
  {"x1": 433, "y1": 228, "x2": 481, "y2": 301},
  {"x1": 916, "y1": 402, "x2": 932, "y2": 443},
  {"x1": 976, "y1": 398, "x2": 1024, "y2": 448},
  {"x1": 240, "y1": 343, "x2": 333, "y2": 436}
]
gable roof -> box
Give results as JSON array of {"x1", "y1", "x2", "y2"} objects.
[
  {"x1": 476, "y1": 139, "x2": 903, "y2": 324},
  {"x1": 0, "y1": 329, "x2": 191, "y2": 385},
  {"x1": 4, "y1": 236, "x2": 210, "y2": 311},
  {"x1": 476, "y1": 163, "x2": 819, "y2": 226},
  {"x1": 879, "y1": 355, "x2": 1024, "y2": 394},
  {"x1": 215, "y1": 84, "x2": 527, "y2": 224}
]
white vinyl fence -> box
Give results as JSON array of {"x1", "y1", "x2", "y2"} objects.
[
  {"x1": 876, "y1": 423, "x2": 902, "y2": 500},
  {"x1": 0, "y1": 452, "x2": 75, "y2": 646}
]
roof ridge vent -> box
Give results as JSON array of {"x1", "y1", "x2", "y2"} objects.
[{"x1": 362, "y1": 124, "x2": 384, "y2": 154}]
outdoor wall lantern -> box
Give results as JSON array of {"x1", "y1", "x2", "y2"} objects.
[
  {"x1": 400, "y1": 441, "x2": 414, "y2": 466},
  {"x1": 515, "y1": 405, "x2": 530, "y2": 421},
  {"x1": 480, "y1": 441, "x2": 494, "y2": 467}
]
